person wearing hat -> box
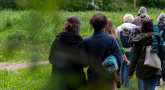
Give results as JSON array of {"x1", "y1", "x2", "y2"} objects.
[
  {"x1": 132, "y1": 7, "x2": 147, "y2": 26},
  {"x1": 129, "y1": 13, "x2": 150, "y2": 47},
  {"x1": 128, "y1": 13, "x2": 150, "y2": 90},
  {"x1": 156, "y1": 13, "x2": 165, "y2": 86},
  {"x1": 157, "y1": 13, "x2": 165, "y2": 35}
]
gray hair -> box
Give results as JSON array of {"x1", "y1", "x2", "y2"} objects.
[{"x1": 157, "y1": 13, "x2": 165, "y2": 22}]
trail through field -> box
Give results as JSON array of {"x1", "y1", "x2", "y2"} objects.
[{"x1": 0, "y1": 61, "x2": 49, "y2": 70}]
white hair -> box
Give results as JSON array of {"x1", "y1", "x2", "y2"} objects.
[
  {"x1": 123, "y1": 14, "x2": 134, "y2": 23},
  {"x1": 157, "y1": 13, "x2": 165, "y2": 22}
]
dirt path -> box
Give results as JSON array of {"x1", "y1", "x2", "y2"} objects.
[{"x1": 0, "y1": 61, "x2": 49, "y2": 70}]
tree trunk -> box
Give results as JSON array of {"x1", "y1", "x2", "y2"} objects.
[{"x1": 134, "y1": 0, "x2": 136, "y2": 11}]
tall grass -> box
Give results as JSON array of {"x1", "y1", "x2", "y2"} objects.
[
  {"x1": 0, "y1": 64, "x2": 139, "y2": 90},
  {"x1": 0, "y1": 8, "x2": 165, "y2": 62}
]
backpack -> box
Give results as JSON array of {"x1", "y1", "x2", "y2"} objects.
[
  {"x1": 120, "y1": 28, "x2": 131, "y2": 48},
  {"x1": 150, "y1": 31, "x2": 165, "y2": 78}
]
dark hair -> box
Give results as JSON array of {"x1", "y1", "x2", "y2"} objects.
[
  {"x1": 138, "y1": 14, "x2": 141, "y2": 16},
  {"x1": 141, "y1": 20, "x2": 155, "y2": 33},
  {"x1": 63, "y1": 16, "x2": 82, "y2": 34},
  {"x1": 90, "y1": 13, "x2": 107, "y2": 31}
]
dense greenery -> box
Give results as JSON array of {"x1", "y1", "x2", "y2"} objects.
[
  {"x1": 0, "y1": 8, "x2": 164, "y2": 62},
  {"x1": 1, "y1": 0, "x2": 165, "y2": 11},
  {"x1": 137, "y1": 0, "x2": 165, "y2": 9}
]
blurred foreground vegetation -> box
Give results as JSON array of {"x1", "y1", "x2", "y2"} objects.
[{"x1": 0, "y1": 8, "x2": 165, "y2": 62}]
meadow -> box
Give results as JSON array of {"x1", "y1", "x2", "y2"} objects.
[
  {"x1": 0, "y1": 8, "x2": 165, "y2": 62},
  {"x1": 0, "y1": 64, "x2": 138, "y2": 90},
  {"x1": 0, "y1": 9, "x2": 165, "y2": 90},
  {"x1": 0, "y1": 64, "x2": 164, "y2": 90}
]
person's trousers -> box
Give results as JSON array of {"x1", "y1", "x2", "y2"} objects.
[
  {"x1": 121, "y1": 52, "x2": 132, "y2": 86},
  {"x1": 138, "y1": 78, "x2": 144, "y2": 90},
  {"x1": 87, "y1": 81, "x2": 115, "y2": 90},
  {"x1": 142, "y1": 76, "x2": 159, "y2": 90}
]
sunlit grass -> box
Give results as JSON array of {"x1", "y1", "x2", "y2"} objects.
[
  {"x1": 0, "y1": 8, "x2": 165, "y2": 62},
  {"x1": 0, "y1": 64, "x2": 139, "y2": 90}
]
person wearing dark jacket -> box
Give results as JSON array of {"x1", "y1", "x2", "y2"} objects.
[
  {"x1": 128, "y1": 20, "x2": 161, "y2": 90},
  {"x1": 84, "y1": 13, "x2": 123, "y2": 90},
  {"x1": 157, "y1": 13, "x2": 165, "y2": 84},
  {"x1": 48, "y1": 16, "x2": 87, "y2": 90},
  {"x1": 132, "y1": 7, "x2": 147, "y2": 26}
]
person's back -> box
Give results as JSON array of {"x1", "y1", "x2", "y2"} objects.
[
  {"x1": 128, "y1": 20, "x2": 161, "y2": 90},
  {"x1": 48, "y1": 16, "x2": 87, "y2": 90},
  {"x1": 84, "y1": 13, "x2": 123, "y2": 90}
]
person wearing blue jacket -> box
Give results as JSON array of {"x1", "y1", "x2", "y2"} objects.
[{"x1": 84, "y1": 13, "x2": 123, "y2": 90}]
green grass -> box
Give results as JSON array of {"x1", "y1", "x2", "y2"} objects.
[
  {"x1": 0, "y1": 64, "x2": 139, "y2": 90},
  {"x1": 0, "y1": 8, "x2": 165, "y2": 62},
  {"x1": 1, "y1": 64, "x2": 164, "y2": 90}
]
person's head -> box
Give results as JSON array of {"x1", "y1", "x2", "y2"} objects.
[
  {"x1": 141, "y1": 20, "x2": 155, "y2": 33},
  {"x1": 90, "y1": 13, "x2": 107, "y2": 31},
  {"x1": 63, "y1": 16, "x2": 82, "y2": 34},
  {"x1": 138, "y1": 7, "x2": 147, "y2": 16},
  {"x1": 104, "y1": 19, "x2": 118, "y2": 38},
  {"x1": 123, "y1": 14, "x2": 134, "y2": 23},
  {"x1": 157, "y1": 22, "x2": 165, "y2": 32},
  {"x1": 139, "y1": 13, "x2": 150, "y2": 23},
  {"x1": 157, "y1": 13, "x2": 165, "y2": 22}
]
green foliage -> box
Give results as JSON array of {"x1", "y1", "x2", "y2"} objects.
[
  {"x1": 7, "y1": 30, "x2": 28, "y2": 41},
  {"x1": 102, "y1": 0, "x2": 133, "y2": 11},
  {"x1": 0, "y1": 9, "x2": 165, "y2": 62},
  {"x1": 0, "y1": 64, "x2": 52, "y2": 89},
  {"x1": 137, "y1": 0, "x2": 165, "y2": 9},
  {"x1": 0, "y1": 64, "x2": 139, "y2": 90}
]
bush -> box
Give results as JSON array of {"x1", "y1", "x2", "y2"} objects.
[
  {"x1": 137, "y1": 0, "x2": 165, "y2": 9},
  {"x1": 101, "y1": 0, "x2": 133, "y2": 11},
  {"x1": 7, "y1": 30, "x2": 28, "y2": 41}
]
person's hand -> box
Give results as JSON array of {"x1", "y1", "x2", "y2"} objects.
[
  {"x1": 128, "y1": 76, "x2": 133, "y2": 79},
  {"x1": 126, "y1": 60, "x2": 130, "y2": 65}
]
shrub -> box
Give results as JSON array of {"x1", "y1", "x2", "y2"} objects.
[
  {"x1": 101, "y1": 0, "x2": 133, "y2": 11},
  {"x1": 7, "y1": 30, "x2": 28, "y2": 41},
  {"x1": 137, "y1": 0, "x2": 165, "y2": 9}
]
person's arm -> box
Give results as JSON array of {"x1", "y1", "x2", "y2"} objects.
[
  {"x1": 123, "y1": 54, "x2": 130, "y2": 65},
  {"x1": 116, "y1": 38, "x2": 130, "y2": 65},
  {"x1": 48, "y1": 39, "x2": 56, "y2": 64},
  {"x1": 111, "y1": 37, "x2": 123, "y2": 74},
  {"x1": 128, "y1": 43, "x2": 140, "y2": 79}
]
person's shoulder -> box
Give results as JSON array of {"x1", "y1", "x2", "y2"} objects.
[
  {"x1": 84, "y1": 34, "x2": 93, "y2": 40},
  {"x1": 117, "y1": 26, "x2": 123, "y2": 32}
]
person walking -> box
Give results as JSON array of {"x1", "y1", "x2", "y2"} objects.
[
  {"x1": 117, "y1": 14, "x2": 136, "y2": 87},
  {"x1": 128, "y1": 20, "x2": 161, "y2": 90},
  {"x1": 84, "y1": 13, "x2": 123, "y2": 90},
  {"x1": 132, "y1": 6, "x2": 147, "y2": 26},
  {"x1": 104, "y1": 18, "x2": 130, "y2": 88},
  {"x1": 129, "y1": 13, "x2": 150, "y2": 90},
  {"x1": 48, "y1": 16, "x2": 87, "y2": 90},
  {"x1": 156, "y1": 13, "x2": 165, "y2": 85}
]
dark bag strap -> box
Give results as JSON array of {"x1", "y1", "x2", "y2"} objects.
[{"x1": 141, "y1": 38, "x2": 152, "y2": 53}]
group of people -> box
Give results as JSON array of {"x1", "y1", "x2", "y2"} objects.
[{"x1": 48, "y1": 6, "x2": 165, "y2": 90}]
